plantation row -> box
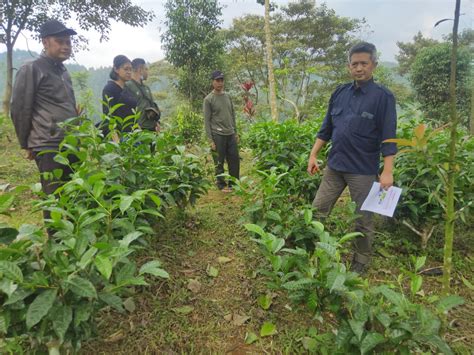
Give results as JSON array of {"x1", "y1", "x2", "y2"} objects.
[
  {"x1": 0, "y1": 118, "x2": 209, "y2": 353},
  {"x1": 234, "y1": 116, "x2": 473, "y2": 353}
]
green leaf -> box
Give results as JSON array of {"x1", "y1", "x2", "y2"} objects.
[
  {"x1": 74, "y1": 303, "x2": 92, "y2": 327},
  {"x1": 436, "y1": 295, "x2": 464, "y2": 313},
  {"x1": 99, "y1": 293, "x2": 125, "y2": 313},
  {"x1": 51, "y1": 305, "x2": 73, "y2": 342},
  {"x1": 0, "y1": 312, "x2": 10, "y2": 334},
  {"x1": 26, "y1": 289, "x2": 57, "y2": 329},
  {"x1": 119, "y1": 231, "x2": 143, "y2": 247},
  {"x1": 119, "y1": 195, "x2": 134, "y2": 214},
  {"x1": 0, "y1": 279, "x2": 17, "y2": 297},
  {"x1": 0, "y1": 225, "x2": 18, "y2": 244},
  {"x1": 257, "y1": 294, "x2": 272, "y2": 310},
  {"x1": 0, "y1": 193, "x2": 15, "y2": 214},
  {"x1": 245, "y1": 331, "x2": 258, "y2": 344},
  {"x1": 244, "y1": 223, "x2": 266, "y2": 237},
  {"x1": 461, "y1": 276, "x2": 474, "y2": 290},
  {"x1": 94, "y1": 255, "x2": 113, "y2": 280},
  {"x1": 206, "y1": 265, "x2": 219, "y2": 278},
  {"x1": 53, "y1": 154, "x2": 69, "y2": 165},
  {"x1": 139, "y1": 260, "x2": 170, "y2": 279},
  {"x1": 422, "y1": 335, "x2": 453, "y2": 355},
  {"x1": 339, "y1": 232, "x2": 363, "y2": 245},
  {"x1": 80, "y1": 212, "x2": 107, "y2": 228},
  {"x1": 4, "y1": 288, "x2": 33, "y2": 305},
  {"x1": 360, "y1": 332, "x2": 385, "y2": 354},
  {"x1": 0, "y1": 261, "x2": 23, "y2": 282},
  {"x1": 260, "y1": 321, "x2": 277, "y2": 337},
  {"x1": 301, "y1": 337, "x2": 318, "y2": 351},
  {"x1": 171, "y1": 305, "x2": 194, "y2": 315},
  {"x1": 415, "y1": 256, "x2": 427, "y2": 272},
  {"x1": 77, "y1": 247, "x2": 97, "y2": 269},
  {"x1": 348, "y1": 318, "x2": 365, "y2": 342},
  {"x1": 304, "y1": 209, "x2": 313, "y2": 225},
  {"x1": 67, "y1": 276, "x2": 97, "y2": 299},
  {"x1": 410, "y1": 275, "x2": 423, "y2": 294}
]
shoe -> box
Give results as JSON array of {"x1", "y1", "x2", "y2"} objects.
[
  {"x1": 222, "y1": 186, "x2": 233, "y2": 193},
  {"x1": 350, "y1": 261, "x2": 367, "y2": 275}
]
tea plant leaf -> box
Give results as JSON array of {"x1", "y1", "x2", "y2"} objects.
[
  {"x1": 80, "y1": 212, "x2": 107, "y2": 228},
  {"x1": 316, "y1": 242, "x2": 337, "y2": 258},
  {"x1": 245, "y1": 331, "x2": 258, "y2": 344},
  {"x1": 327, "y1": 271, "x2": 346, "y2": 293},
  {"x1": 348, "y1": 318, "x2": 365, "y2": 342},
  {"x1": 26, "y1": 289, "x2": 57, "y2": 329},
  {"x1": 0, "y1": 261, "x2": 23, "y2": 283},
  {"x1": 119, "y1": 231, "x2": 143, "y2": 247},
  {"x1": 77, "y1": 247, "x2": 98, "y2": 269},
  {"x1": 74, "y1": 304, "x2": 93, "y2": 327},
  {"x1": 436, "y1": 295, "x2": 464, "y2": 313},
  {"x1": 95, "y1": 255, "x2": 113, "y2": 280},
  {"x1": 0, "y1": 225, "x2": 18, "y2": 244},
  {"x1": 139, "y1": 260, "x2": 170, "y2": 279},
  {"x1": 0, "y1": 312, "x2": 9, "y2": 334},
  {"x1": 119, "y1": 195, "x2": 134, "y2": 214},
  {"x1": 4, "y1": 288, "x2": 33, "y2": 306},
  {"x1": 339, "y1": 232, "x2": 362, "y2": 245},
  {"x1": 265, "y1": 210, "x2": 281, "y2": 222},
  {"x1": 99, "y1": 293, "x2": 125, "y2": 313},
  {"x1": 0, "y1": 279, "x2": 17, "y2": 297},
  {"x1": 260, "y1": 322, "x2": 277, "y2": 337},
  {"x1": 410, "y1": 275, "x2": 423, "y2": 295},
  {"x1": 67, "y1": 276, "x2": 97, "y2": 299},
  {"x1": 51, "y1": 305, "x2": 73, "y2": 342},
  {"x1": 282, "y1": 278, "x2": 315, "y2": 291},
  {"x1": 244, "y1": 223, "x2": 266, "y2": 237},
  {"x1": 360, "y1": 332, "x2": 385, "y2": 354}
]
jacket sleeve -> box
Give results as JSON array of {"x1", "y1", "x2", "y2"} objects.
[
  {"x1": 203, "y1": 96, "x2": 213, "y2": 141},
  {"x1": 230, "y1": 96, "x2": 237, "y2": 133},
  {"x1": 11, "y1": 63, "x2": 37, "y2": 149},
  {"x1": 379, "y1": 93, "x2": 397, "y2": 157}
]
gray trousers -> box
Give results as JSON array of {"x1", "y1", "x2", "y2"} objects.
[
  {"x1": 212, "y1": 133, "x2": 240, "y2": 189},
  {"x1": 312, "y1": 166, "x2": 376, "y2": 264}
]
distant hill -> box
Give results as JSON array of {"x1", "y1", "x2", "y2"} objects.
[{"x1": 0, "y1": 49, "x2": 177, "y2": 120}]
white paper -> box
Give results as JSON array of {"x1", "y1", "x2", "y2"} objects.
[{"x1": 361, "y1": 182, "x2": 402, "y2": 217}]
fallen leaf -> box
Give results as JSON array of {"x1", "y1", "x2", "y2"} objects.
[
  {"x1": 187, "y1": 279, "x2": 202, "y2": 293},
  {"x1": 224, "y1": 313, "x2": 233, "y2": 321},
  {"x1": 232, "y1": 314, "x2": 251, "y2": 326},
  {"x1": 245, "y1": 331, "x2": 258, "y2": 344},
  {"x1": 257, "y1": 294, "x2": 272, "y2": 310},
  {"x1": 217, "y1": 256, "x2": 232, "y2": 264},
  {"x1": 260, "y1": 321, "x2": 277, "y2": 337},
  {"x1": 206, "y1": 265, "x2": 219, "y2": 277},
  {"x1": 171, "y1": 305, "x2": 194, "y2": 315},
  {"x1": 123, "y1": 297, "x2": 136, "y2": 313}
]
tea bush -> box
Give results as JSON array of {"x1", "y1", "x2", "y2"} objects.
[{"x1": 0, "y1": 115, "x2": 210, "y2": 353}]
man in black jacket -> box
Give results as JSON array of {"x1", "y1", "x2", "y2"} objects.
[{"x1": 11, "y1": 20, "x2": 78, "y2": 202}]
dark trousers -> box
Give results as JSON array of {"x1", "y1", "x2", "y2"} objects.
[
  {"x1": 212, "y1": 133, "x2": 240, "y2": 189},
  {"x1": 33, "y1": 151, "x2": 76, "y2": 220},
  {"x1": 312, "y1": 167, "x2": 376, "y2": 265}
]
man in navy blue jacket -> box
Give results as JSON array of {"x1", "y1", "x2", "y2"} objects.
[{"x1": 307, "y1": 42, "x2": 397, "y2": 274}]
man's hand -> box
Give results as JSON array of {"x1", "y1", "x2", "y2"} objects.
[
  {"x1": 307, "y1": 155, "x2": 320, "y2": 175},
  {"x1": 76, "y1": 104, "x2": 84, "y2": 116},
  {"x1": 210, "y1": 142, "x2": 216, "y2": 151},
  {"x1": 155, "y1": 122, "x2": 161, "y2": 133},
  {"x1": 24, "y1": 149, "x2": 34, "y2": 160},
  {"x1": 235, "y1": 134, "x2": 240, "y2": 144},
  {"x1": 379, "y1": 170, "x2": 394, "y2": 190}
]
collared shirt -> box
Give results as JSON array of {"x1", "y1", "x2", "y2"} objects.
[
  {"x1": 317, "y1": 78, "x2": 397, "y2": 175},
  {"x1": 11, "y1": 54, "x2": 77, "y2": 149}
]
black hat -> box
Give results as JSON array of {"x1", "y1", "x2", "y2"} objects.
[
  {"x1": 211, "y1": 70, "x2": 224, "y2": 80},
  {"x1": 40, "y1": 20, "x2": 77, "y2": 38}
]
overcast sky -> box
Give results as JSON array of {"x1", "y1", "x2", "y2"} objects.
[{"x1": 8, "y1": 0, "x2": 473, "y2": 69}]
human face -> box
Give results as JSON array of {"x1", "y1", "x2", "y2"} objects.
[
  {"x1": 115, "y1": 62, "x2": 133, "y2": 82},
  {"x1": 42, "y1": 35, "x2": 72, "y2": 62},
  {"x1": 140, "y1": 65, "x2": 149, "y2": 81},
  {"x1": 348, "y1": 52, "x2": 377, "y2": 84},
  {"x1": 212, "y1": 78, "x2": 224, "y2": 92}
]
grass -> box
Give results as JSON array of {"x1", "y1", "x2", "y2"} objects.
[{"x1": 1, "y1": 118, "x2": 473, "y2": 353}]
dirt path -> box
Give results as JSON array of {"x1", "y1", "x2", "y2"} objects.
[{"x1": 83, "y1": 189, "x2": 316, "y2": 354}]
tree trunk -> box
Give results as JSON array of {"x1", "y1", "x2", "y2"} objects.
[
  {"x1": 2, "y1": 43, "x2": 14, "y2": 115},
  {"x1": 442, "y1": 0, "x2": 461, "y2": 296},
  {"x1": 264, "y1": 0, "x2": 278, "y2": 122}
]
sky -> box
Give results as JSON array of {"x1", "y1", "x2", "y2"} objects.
[{"x1": 7, "y1": 0, "x2": 473, "y2": 69}]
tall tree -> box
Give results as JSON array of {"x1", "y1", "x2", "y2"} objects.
[
  {"x1": 162, "y1": 0, "x2": 224, "y2": 109},
  {"x1": 0, "y1": 0, "x2": 154, "y2": 114},
  {"x1": 257, "y1": 0, "x2": 278, "y2": 121},
  {"x1": 442, "y1": 0, "x2": 461, "y2": 296},
  {"x1": 396, "y1": 32, "x2": 439, "y2": 76}
]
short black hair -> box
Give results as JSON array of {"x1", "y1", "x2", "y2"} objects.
[
  {"x1": 131, "y1": 58, "x2": 146, "y2": 71},
  {"x1": 348, "y1": 42, "x2": 378, "y2": 63},
  {"x1": 109, "y1": 54, "x2": 131, "y2": 80}
]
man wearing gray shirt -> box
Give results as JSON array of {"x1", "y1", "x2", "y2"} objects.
[
  {"x1": 11, "y1": 20, "x2": 78, "y2": 211},
  {"x1": 203, "y1": 70, "x2": 239, "y2": 192}
]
